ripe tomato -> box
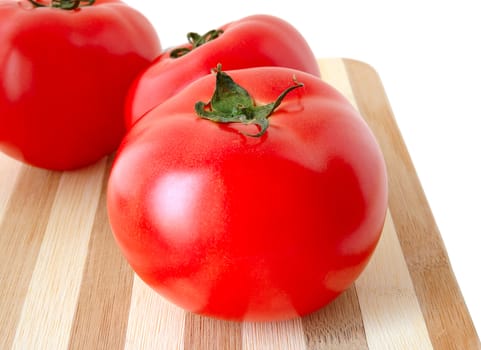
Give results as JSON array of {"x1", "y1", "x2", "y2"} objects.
[
  {"x1": 0, "y1": 0, "x2": 161, "y2": 170},
  {"x1": 107, "y1": 67, "x2": 388, "y2": 321},
  {"x1": 125, "y1": 14, "x2": 321, "y2": 129}
]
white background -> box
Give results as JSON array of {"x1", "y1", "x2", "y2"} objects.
[{"x1": 125, "y1": 0, "x2": 480, "y2": 334}]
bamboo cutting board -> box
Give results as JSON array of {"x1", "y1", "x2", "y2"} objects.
[{"x1": 0, "y1": 58, "x2": 480, "y2": 350}]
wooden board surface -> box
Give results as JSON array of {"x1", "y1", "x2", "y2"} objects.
[{"x1": 0, "y1": 58, "x2": 480, "y2": 350}]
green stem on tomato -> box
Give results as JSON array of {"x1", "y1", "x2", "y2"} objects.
[
  {"x1": 170, "y1": 29, "x2": 224, "y2": 58},
  {"x1": 195, "y1": 64, "x2": 304, "y2": 137},
  {"x1": 27, "y1": 0, "x2": 95, "y2": 10}
]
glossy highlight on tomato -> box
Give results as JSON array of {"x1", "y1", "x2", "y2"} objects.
[
  {"x1": 107, "y1": 67, "x2": 388, "y2": 321},
  {"x1": 0, "y1": 0, "x2": 161, "y2": 170}
]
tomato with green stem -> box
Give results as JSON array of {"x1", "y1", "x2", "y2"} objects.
[
  {"x1": 107, "y1": 66, "x2": 388, "y2": 321},
  {"x1": 0, "y1": 0, "x2": 161, "y2": 170},
  {"x1": 125, "y1": 14, "x2": 321, "y2": 129}
]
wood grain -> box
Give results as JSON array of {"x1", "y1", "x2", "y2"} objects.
[
  {"x1": 242, "y1": 319, "x2": 307, "y2": 350},
  {"x1": 124, "y1": 275, "x2": 185, "y2": 350},
  {"x1": 12, "y1": 159, "x2": 106, "y2": 349},
  {"x1": 0, "y1": 58, "x2": 479, "y2": 350},
  {"x1": 68, "y1": 156, "x2": 135, "y2": 350},
  {"x1": 0, "y1": 155, "x2": 21, "y2": 217},
  {"x1": 184, "y1": 313, "x2": 242, "y2": 350},
  {"x1": 302, "y1": 287, "x2": 368, "y2": 350},
  {"x1": 0, "y1": 165, "x2": 61, "y2": 349}
]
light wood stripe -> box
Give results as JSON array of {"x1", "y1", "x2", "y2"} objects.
[
  {"x1": 0, "y1": 167, "x2": 62, "y2": 350},
  {"x1": 184, "y1": 313, "x2": 242, "y2": 350},
  {"x1": 302, "y1": 287, "x2": 368, "y2": 349},
  {"x1": 0, "y1": 154, "x2": 22, "y2": 220},
  {"x1": 68, "y1": 157, "x2": 135, "y2": 350},
  {"x1": 318, "y1": 58, "x2": 357, "y2": 112},
  {"x1": 124, "y1": 275, "x2": 185, "y2": 350},
  {"x1": 355, "y1": 212, "x2": 433, "y2": 349},
  {"x1": 343, "y1": 58, "x2": 481, "y2": 349},
  {"x1": 242, "y1": 319, "x2": 307, "y2": 350},
  {"x1": 11, "y1": 158, "x2": 107, "y2": 350}
]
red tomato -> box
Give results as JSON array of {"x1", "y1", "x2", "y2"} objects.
[
  {"x1": 107, "y1": 67, "x2": 388, "y2": 321},
  {"x1": 125, "y1": 14, "x2": 321, "y2": 129},
  {"x1": 0, "y1": 0, "x2": 161, "y2": 170}
]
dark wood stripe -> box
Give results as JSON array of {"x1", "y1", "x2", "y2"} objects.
[
  {"x1": 183, "y1": 312, "x2": 242, "y2": 350},
  {"x1": 302, "y1": 286, "x2": 368, "y2": 350},
  {"x1": 0, "y1": 166, "x2": 62, "y2": 350},
  {"x1": 68, "y1": 157, "x2": 135, "y2": 350},
  {"x1": 344, "y1": 58, "x2": 481, "y2": 349}
]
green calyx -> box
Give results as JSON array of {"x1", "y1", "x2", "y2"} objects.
[
  {"x1": 195, "y1": 65, "x2": 304, "y2": 137},
  {"x1": 28, "y1": 0, "x2": 95, "y2": 10},
  {"x1": 170, "y1": 29, "x2": 224, "y2": 58}
]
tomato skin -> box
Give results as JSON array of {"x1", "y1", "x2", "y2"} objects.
[
  {"x1": 125, "y1": 14, "x2": 321, "y2": 129},
  {"x1": 107, "y1": 67, "x2": 388, "y2": 321},
  {"x1": 0, "y1": 0, "x2": 161, "y2": 170}
]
